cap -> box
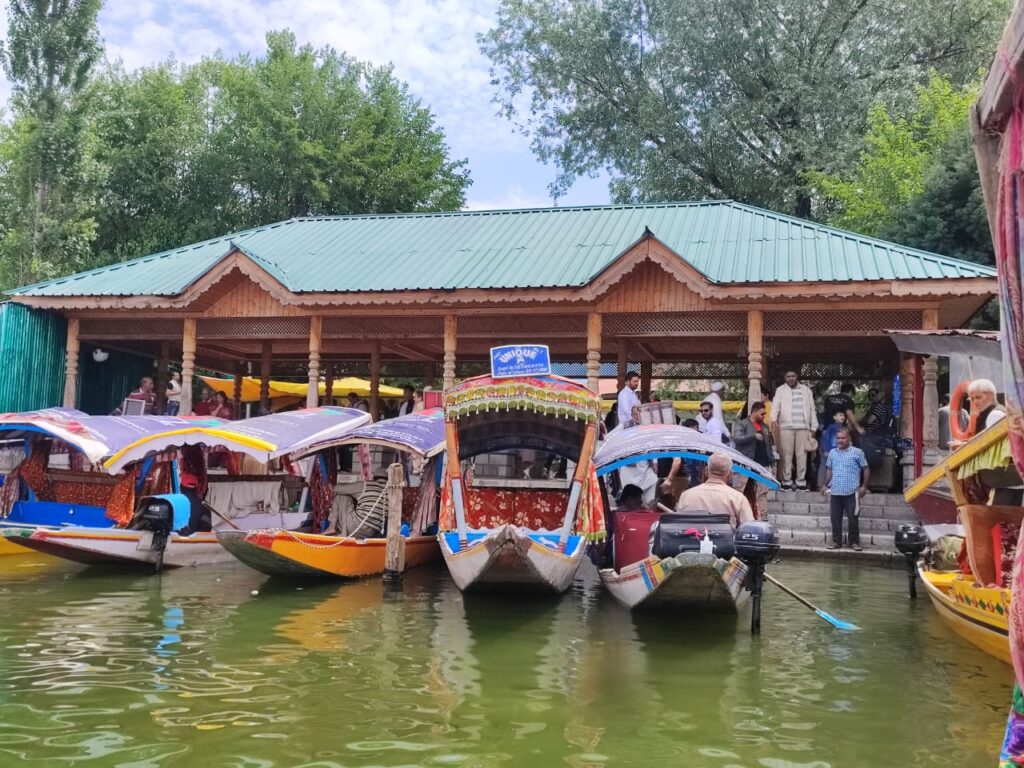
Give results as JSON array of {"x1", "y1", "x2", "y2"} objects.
[{"x1": 179, "y1": 473, "x2": 199, "y2": 489}]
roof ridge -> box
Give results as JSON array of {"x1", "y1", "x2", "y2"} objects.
[{"x1": 724, "y1": 201, "x2": 996, "y2": 274}]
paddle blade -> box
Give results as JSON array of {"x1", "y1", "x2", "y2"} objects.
[{"x1": 815, "y1": 609, "x2": 859, "y2": 631}]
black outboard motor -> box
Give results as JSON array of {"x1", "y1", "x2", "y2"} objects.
[
  {"x1": 130, "y1": 497, "x2": 176, "y2": 572},
  {"x1": 894, "y1": 524, "x2": 928, "y2": 599},
  {"x1": 735, "y1": 520, "x2": 781, "y2": 635}
]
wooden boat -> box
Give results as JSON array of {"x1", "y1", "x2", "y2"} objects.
[
  {"x1": 439, "y1": 364, "x2": 604, "y2": 594},
  {"x1": 903, "y1": 419, "x2": 1019, "y2": 664},
  {"x1": 219, "y1": 409, "x2": 446, "y2": 578},
  {"x1": 3, "y1": 407, "x2": 371, "y2": 570},
  {"x1": 593, "y1": 423, "x2": 779, "y2": 611}
]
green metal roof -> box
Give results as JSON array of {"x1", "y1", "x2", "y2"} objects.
[{"x1": 10, "y1": 201, "x2": 996, "y2": 298}]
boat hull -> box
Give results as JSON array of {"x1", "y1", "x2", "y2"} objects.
[
  {"x1": 599, "y1": 553, "x2": 750, "y2": 612},
  {"x1": 217, "y1": 529, "x2": 441, "y2": 578},
  {"x1": 919, "y1": 566, "x2": 1011, "y2": 664},
  {"x1": 908, "y1": 489, "x2": 958, "y2": 526},
  {"x1": 439, "y1": 525, "x2": 586, "y2": 594}
]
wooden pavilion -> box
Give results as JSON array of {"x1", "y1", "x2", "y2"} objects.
[{"x1": 8, "y1": 200, "x2": 996, "y2": 477}]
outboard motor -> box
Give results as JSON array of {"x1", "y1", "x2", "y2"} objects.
[
  {"x1": 735, "y1": 520, "x2": 781, "y2": 635},
  {"x1": 894, "y1": 523, "x2": 927, "y2": 599},
  {"x1": 129, "y1": 495, "x2": 188, "y2": 572}
]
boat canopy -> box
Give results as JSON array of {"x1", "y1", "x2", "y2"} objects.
[
  {"x1": 904, "y1": 419, "x2": 1018, "y2": 502},
  {"x1": 103, "y1": 407, "x2": 371, "y2": 473},
  {"x1": 444, "y1": 375, "x2": 601, "y2": 461},
  {"x1": 0, "y1": 409, "x2": 224, "y2": 467},
  {"x1": 201, "y1": 375, "x2": 404, "y2": 401},
  {"x1": 293, "y1": 408, "x2": 446, "y2": 460},
  {"x1": 593, "y1": 423, "x2": 779, "y2": 489}
]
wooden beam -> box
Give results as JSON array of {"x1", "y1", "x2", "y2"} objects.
[
  {"x1": 181, "y1": 317, "x2": 196, "y2": 415},
  {"x1": 370, "y1": 341, "x2": 381, "y2": 420},
  {"x1": 260, "y1": 340, "x2": 272, "y2": 414},
  {"x1": 640, "y1": 361, "x2": 652, "y2": 401},
  {"x1": 975, "y1": 2, "x2": 1024, "y2": 132},
  {"x1": 62, "y1": 317, "x2": 80, "y2": 408},
  {"x1": 155, "y1": 341, "x2": 170, "y2": 413},
  {"x1": 971, "y1": 105, "x2": 1002, "y2": 249},
  {"x1": 586, "y1": 312, "x2": 601, "y2": 394},
  {"x1": 324, "y1": 362, "x2": 334, "y2": 406},
  {"x1": 383, "y1": 462, "x2": 406, "y2": 581},
  {"x1": 443, "y1": 314, "x2": 457, "y2": 390},
  {"x1": 233, "y1": 360, "x2": 244, "y2": 414},
  {"x1": 383, "y1": 343, "x2": 435, "y2": 362},
  {"x1": 617, "y1": 340, "x2": 629, "y2": 389},
  {"x1": 307, "y1": 316, "x2": 322, "y2": 409}
]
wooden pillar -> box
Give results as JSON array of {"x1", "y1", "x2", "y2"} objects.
[
  {"x1": 899, "y1": 354, "x2": 914, "y2": 440},
  {"x1": 324, "y1": 363, "x2": 334, "y2": 407},
  {"x1": 586, "y1": 312, "x2": 602, "y2": 394},
  {"x1": 423, "y1": 362, "x2": 436, "y2": 390},
  {"x1": 443, "y1": 315, "x2": 457, "y2": 390},
  {"x1": 260, "y1": 341, "x2": 272, "y2": 414},
  {"x1": 307, "y1": 316, "x2": 322, "y2": 409},
  {"x1": 921, "y1": 308, "x2": 940, "y2": 460},
  {"x1": 747, "y1": 310, "x2": 764, "y2": 408},
  {"x1": 640, "y1": 361, "x2": 652, "y2": 402},
  {"x1": 617, "y1": 341, "x2": 628, "y2": 389},
  {"x1": 62, "y1": 317, "x2": 80, "y2": 408},
  {"x1": 155, "y1": 341, "x2": 169, "y2": 413},
  {"x1": 233, "y1": 360, "x2": 244, "y2": 414},
  {"x1": 370, "y1": 342, "x2": 381, "y2": 420},
  {"x1": 971, "y1": 107, "x2": 1001, "y2": 248},
  {"x1": 383, "y1": 462, "x2": 406, "y2": 581},
  {"x1": 180, "y1": 318, "x2": 196, "y2": 416}
]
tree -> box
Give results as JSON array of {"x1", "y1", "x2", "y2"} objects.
[
  {"x1": 0, "y1": 0, "x2": 103, "y2": 285},
  {"x1": 480, "y1": 0, "x2": 1007, "y2": 216}
]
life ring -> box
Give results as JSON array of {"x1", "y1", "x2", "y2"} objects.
[{"x1": 949, "y1": 380, "x2": 978, "y2": 443}]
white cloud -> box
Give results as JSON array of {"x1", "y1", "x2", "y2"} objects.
[{"x1": 465, "y1": 183, "x2": 555, "y2": 211}]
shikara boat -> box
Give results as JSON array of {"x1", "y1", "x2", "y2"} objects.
[
  {"x1": 593, "y1": 424, "x2": 779, "y2": 612},
  {"x1": 904, "y1": 419, "x2": 1018, "y2": 664},
  {"x1": 4, "y1": 407, "x2": 371, "y2": 570},
  {"x1": 218, "y1": 408, "x2": 446, "y2": 578},
  {"x1": 439, "y1": 372, "x2": 604, "y2": 593}
]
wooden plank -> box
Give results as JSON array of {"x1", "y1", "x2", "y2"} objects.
[{"x1": 383, "y1": 462, "x2": 406, "y2": 580}]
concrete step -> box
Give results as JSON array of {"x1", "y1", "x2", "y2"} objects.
[
  {"x1": 771, "y1": 490, "x2": 911, "y2": 507},
  {"x1": 768, "y1": 496, "x2": 917, "y2": 522},
  {"x1": 765, "y1": 513, "x2": 907, "y2": 535},
  {"x1": 774, "y1": 528, "x2": 895, "y2": 551}
]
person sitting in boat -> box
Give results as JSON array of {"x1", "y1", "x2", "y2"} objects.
[
  {"x1": 950, "y1": 378, "x2": 1006, "y2": 449},
  {"x1": 674, "y1": 453, "x2": 755, "y2": 530},
  {"x1": 618, "y1": 484, "x2": 646, "y2": 511},
  {"x1": 176, "y1": 473, "x2": 212, "y2": 536}
]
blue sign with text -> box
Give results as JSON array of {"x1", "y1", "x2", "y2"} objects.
[{"x1": 490, "y1": 344, "x2": 552, "y2": 378}]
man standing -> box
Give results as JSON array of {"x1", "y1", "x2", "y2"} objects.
[
  {"x1": 398, "y1": 385, "x2": 416, "y2": 416},
  {"x1": 822, "y1": 427, "x2": 869, "y2": 550},
  {"x1": 769, "y1": 371, "x2": 818, "y2": 490},
  {"x1": 617, "y1": 371, "x2": 641, "y2": 427},
  {"x1": 675, "y1": 453, "x2": 755, "y2": 529},
  {"x1": 732, "y1": 401, "x2": 774, "y2": 518}
]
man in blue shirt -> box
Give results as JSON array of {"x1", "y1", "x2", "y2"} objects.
[{"x1": 822, "y1": 427, "x2": 870, "y2": 551}]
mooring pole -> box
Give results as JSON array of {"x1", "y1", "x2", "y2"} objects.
[
  {"x1": 749, "y1": 560, "x2": 765, "y2": 635},
  {"x1": 383, "y1": 463, "x2": 406, "y2": 582}
]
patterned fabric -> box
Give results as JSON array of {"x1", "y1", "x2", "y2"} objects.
[
  {"x1": 826, "y1": 447, "x2": 868, "y2": 496},
  {"x1": 309, "y1": 452, "x2": 338, "y2": 532},
  {"x1": 105, "y1": 466, "x2": 139, "y2": 525},
  {"x1": 444, "y1": 375, "x2": 601, "y2": 424},
  {"x1": 180, "y1": 444, "x2": 208, "y2": 499},
  {"x1": 1001, "y1": 684, "x2": 1024, "y2": 767},
  {"x1": 52, "y1": 479, "x2": 113, "y2": 507},
  {"x1": 788, "y1": 388, "x2": 807, "y2": 428},
  {"x1": 0, "y1": 465, "x2": 21, "y2": 517},
  {"x1": 20, "y1": 441, "x2": 53, "y2": 500}
]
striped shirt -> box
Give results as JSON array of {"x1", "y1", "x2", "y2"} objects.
[
  {"x1": 787, "y1": 388, "x2": 807, "y2": 429},
  {"x1": 826, "y1": 447, "x2": 868, "y2": 496}
]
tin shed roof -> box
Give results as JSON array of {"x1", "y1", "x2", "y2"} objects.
[{"x1": 10, "y1": 201, "x2": 996, "y2": 298}]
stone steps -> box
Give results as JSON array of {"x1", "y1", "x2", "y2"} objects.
[{"x1": 766, "y1": 512, "x2": 909, "y2": 534}]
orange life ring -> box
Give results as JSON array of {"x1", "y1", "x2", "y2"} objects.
[{"x1": 949, "y1": 380, "x2": 978, "y2": 443}]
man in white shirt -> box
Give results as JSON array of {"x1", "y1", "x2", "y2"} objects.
[
  {"x1": 697, "y1": 400, "x2": 727, "y2": 444},
  {"x1": 769, "y1": 370, "x2": 818, "y2": 490},
  {"x1": 617, "y1": 371, "x2": 641, "y2": 426},
  {"x1": 398, "y1": 385, "x2": 415, "y2": 416}
]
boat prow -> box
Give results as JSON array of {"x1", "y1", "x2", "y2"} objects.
[
  {"x1": 217, "y1": 528, "x2": 441, "y2": 579},
  {"x1": 439, "y1": 525, "x2": 586, "y2": 593},
  {"x1": 919, "y1": 565, "x2": 1011, "y2": 665},
  {"x1": 599, "y1": 552, "x2": 750, "y2": 612}
]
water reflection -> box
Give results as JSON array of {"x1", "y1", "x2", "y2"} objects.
[{"x1": 0, "y1": 557, "x2": 1015, "y2": 767}]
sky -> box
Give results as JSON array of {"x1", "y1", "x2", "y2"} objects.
[{"x1": 0, "y1": 0, "x2": 612, "y2": 211}]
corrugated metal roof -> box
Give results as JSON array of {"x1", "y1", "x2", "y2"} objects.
[{"x1": 10, "y1": 201, "x2": 997, "y2": 298}]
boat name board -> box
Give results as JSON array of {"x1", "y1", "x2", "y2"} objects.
[{"x1": 490, "y1": 345, "x2": 551, "y2": 379}]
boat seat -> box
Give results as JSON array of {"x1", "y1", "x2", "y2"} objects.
[
  {"x1": 959, "y1": 504, "x2": 1024, "y2": 586},
  {"x1": 464, "y1": 487, "x2": 568, "y2": 530}
]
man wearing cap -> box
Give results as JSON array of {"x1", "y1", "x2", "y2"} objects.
[{"x1": 177, "y1": 473, "x2": 212, "y2": 536}]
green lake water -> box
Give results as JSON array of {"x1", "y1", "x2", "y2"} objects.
[{"x1": 0, "y1": 555, "x2": 1013, "y2": 768}]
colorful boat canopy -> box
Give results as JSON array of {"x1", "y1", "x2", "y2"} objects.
[
  {"x1": 103, "y1": 407, "x2": 371, "y2": 472},
  {"x1": 294, "y1": 408, "x2": 447, "y2": 459},
  {"x1": 444, "y1": 374, "x2": 601, "y2": 423},
  {"x1": 593, "y1": 424, "x2": 779, "y2": 488},
  {"x1": 201, "y1": 375, "x2": 404, "y2": 401},
  {"x1": 904, "y1": 419, "x2": 1016, "y2": 502}
]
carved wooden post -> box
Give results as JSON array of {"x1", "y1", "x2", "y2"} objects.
[
  {"x1": 383, "y1": 462, "x2": 406, "y2": 581},
  {"x1": 443, "y1": 315, "x2": 457, "y2": 390},
  {"x1": 586, "y1": 312, "x2": 602, "y2": 394},
  {"x1": 155, "y1": 341, "x2": 169, "y2": 414},
  {"x1": 307, "y1": 316, "x2": 322, "y2": 409},
  {"x1": 747, "y1": 310, "x2": 764, "y2": 408},
  {"x1": 260, "y1": 340, "x2": 272, "y2": 414},
  {"x1": 370, "y1": 341, "x2": 381, "y2": 420},
  {"x1": 921, "y1": 308, "x2": 940, "y2": 463},
  {"x1": 180, "y1": 318, "x2": 196, "y2": 416},
  {"x1": 62, "y1": 317, "x2": 80, "y2": 408}
]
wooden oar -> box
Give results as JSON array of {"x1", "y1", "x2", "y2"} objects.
[
  {"x1": 763, "y1": 571, "x2": 859, "y2": 631},
  {"x1": 204, "y1": 502, "x2": 241, "y2": 531}
]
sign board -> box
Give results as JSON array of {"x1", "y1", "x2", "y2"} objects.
[{"x1": 489, "y1": 344, "x2": 552, "y2": 379}]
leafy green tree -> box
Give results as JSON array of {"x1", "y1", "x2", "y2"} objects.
[
  {"x1": 480, "y1": 0, "x2": 1006, "y2": 216},
  {"x1": 0, "y1": 0, "x2": 103, "y2": 286}
]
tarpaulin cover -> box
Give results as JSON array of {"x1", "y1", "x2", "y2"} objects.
[{"x1": 295, "y1": 408, "x2": 446, "y2": 459}]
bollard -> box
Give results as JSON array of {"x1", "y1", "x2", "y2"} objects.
[{"x1": 383, "y1": 463, "x2": 406, "y2": 582}]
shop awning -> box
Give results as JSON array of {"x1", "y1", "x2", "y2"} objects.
[{"x1": 200, "y1": 375, "x2": 404, "y2": 401}]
